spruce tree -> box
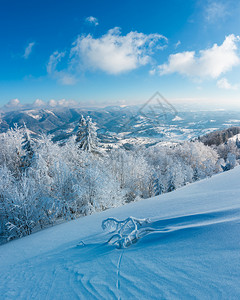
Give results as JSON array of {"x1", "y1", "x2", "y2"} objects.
[
  {"x1": 167, "y1": 175, "x2": 175, "y2": 192},
  {"x1": 153, "y1": 174, "x2": 164, "y2": 196},
  {"x1": 20, "y1": 123, "x2": 35, "y2": 171},
  {"x1": 76, "y1": 115, "x2": 98, "y2": 152},
  {"x1": 76, "y1": 115, "x2": 86, "y2": 147}
]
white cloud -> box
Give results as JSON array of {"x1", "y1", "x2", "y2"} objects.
[
  {"x1": 158, "y1": 34, "x2": 240, "y2": 79},
  {"x1": 70, "y1": 27, "x2": 167, "y2": 74},
  {"x1": 23, "y1": 42, "x2": 35, "y2": 59},
  {"x1": 48, "y1": 99, "x2": 78, "y2": 107},
  {"x1": 47, "y1": 51, "x2": 66, "y2": 74},
  {"x1": 6, "y1": 98, "x2": 21, "y2": 107},
  {"x1": 205, "y1": 1, "x2": 229, "y2": 23},
  {"x1": 175, "y1": 40, "x2": 181, "y2": 48},
  {"x1": 217, "y1": 78, "x2": 238, "y2": 90},
  {"x1": 47, "y1": 27, "x2": 167, "y2": 84},
  {"x1": 58, "y1": 99, "x2": 78, "y2": 107},
  {"x1": 47, "y1": 51, "x2": 77, "y2": 85},
  {"x1": 59, "y1": 74, "x2": 77, "y2": 85},
  {"x1": 33, "y1": 99, "x2": 45, "y2": 107},
  {"x1": 48, "y1": 99, "x2": 57, "y2": 107},
  {"x1": 149, "y1": 69, "x2": 156, "y2": 75},
  {"x1": 85, "y1": 16, "x2": 99, "y2": 26}
]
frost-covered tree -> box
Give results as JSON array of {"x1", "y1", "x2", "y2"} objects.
[
  {"x1": 20, "y1": 124, "x2": 35, "y2": 171},
  {"x1": 193, "y1": 167, "x2": 200, "y2": 181},
  {"x1": 76, "y1": 115, "x2": 86, "y2": 147},
  {"x1": 76, "y1": 115, "x2": 98, "y2": 153},
  {"x1": 106, "y1": 148, "x2": 151, "y2": 201},
  {"x1": 153, "y1": 174, "x2": 164, "y2": 196},
  {"x1": 78, "y1": 159, "x2": 125, "y2": 215},
  {"x1": 167, "y1": 174, "x2": 176, "y2": 192},
  {"x1": 2, "y1": 175, "x2": 41, "y2": 240},
  {"x1": 217, "y1": 139, "x2": 240, "y2": 162},
  {"x1": 222, "y1": 152, "x2": 238, "y2": 171},
  {"x1": 50, "y1": 161, "x2": 77, "y2": 220},
  {"x1": 0, "y1": 166, "x2": 15, "y2": 240},
  {"x1": 0, "y1": 125, "x2": 24, "y2": 176},
  {"x1": 144, "y1": 140, "x2": 219, "y2": 194},
  {"x1": 172, "y1": 141, "x2": 219, "y2": 179}
]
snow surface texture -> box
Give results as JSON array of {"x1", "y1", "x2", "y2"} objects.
[{"x1": 1, "y1": 167, "x2": 240, "y2": 299}]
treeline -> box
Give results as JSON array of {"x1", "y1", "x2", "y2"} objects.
[
  {"x1": 0, "y1": 116, "x2": 239, "y2": 242},
  {"x1": 199, "y1": 126, "x2": 240, "y2": 146}
]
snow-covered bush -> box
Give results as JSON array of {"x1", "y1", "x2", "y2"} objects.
[
  {"x1": 102, "y1": 216, "x2": 151, "y2": 248},
  {"x1": 2, "y1": 175, "x2": 42, "y2": 240}
]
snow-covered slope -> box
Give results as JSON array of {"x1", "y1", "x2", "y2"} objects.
[{"x1": 1, "y1": 167, "x2": 240, "y2": 299}]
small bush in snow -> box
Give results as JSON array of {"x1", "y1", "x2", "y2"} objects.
[{"x1": 102, "y1": 216, "x2": 152, "y2": 248}]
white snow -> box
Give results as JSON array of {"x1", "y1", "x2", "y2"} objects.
[
  {"x1": 1, "y1": 167, "x2": 240, "y2": 299},
  {"x1": 44, "y1": 109, "x2": 56, "y2": 117},
  {"x1": 229, "y1": 133, "x2": 240, "y2": 142},
  {"x1": 172, "y1": 115, "x2": 183, "y2": 121},
  {"x1": 25, "y1": 110, "x2": 42, "y2": 120},
  {"x1": 228, "y1": 119, "x2": 240, "y2": 123}
]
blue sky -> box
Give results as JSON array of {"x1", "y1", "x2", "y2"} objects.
[{"x1": 0, "y1": 0, "x2": 240, "y2": 108}]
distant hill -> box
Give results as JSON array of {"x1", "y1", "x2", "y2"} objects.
[
  {"x1": 1, "y1": 106, "x2": 240, "y2": 145},
  {"x1": 199, "y1": 126, "x2": 240, "y2": 146}
]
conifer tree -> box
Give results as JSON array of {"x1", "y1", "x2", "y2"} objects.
[
  {"x1": 76, "y1": 115, "x2": 98, "y2": 152},
  {"x1": 76, "y1": 115, "x2": 86, "y2": 148},
  {"x1": 153, "y1": 174, "x2": 164, "y2": 196},
  {"x1": 20, "y1": 123, "x2": 35, "y2": 171},
  {"x1": 193, "y1": 168, "x2": 199, "y2": 181},
  {"x1": 167, "y1": 175, "x2": 175, "y2": 192}
]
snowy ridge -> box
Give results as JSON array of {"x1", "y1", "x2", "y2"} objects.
[
  {"x1": 1, "y1": 107, "x2": 240, "y2": 144},
  {"x1": 1, "y1": 167, "x2": 240, "y2": 299}
]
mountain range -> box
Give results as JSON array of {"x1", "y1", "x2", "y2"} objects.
[{"x1": 1, "y1": 105, "x2": 240, "y2": 147}]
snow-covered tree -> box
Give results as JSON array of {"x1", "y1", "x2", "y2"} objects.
[
  {"x1": 20, "y1": 124, "x2": 35, "y2": 171},
  {"x1": 0, "y1": 166, "x2": 15, "y2": 240},
  {"x1": 2, "y1": 175, "x2": 41, "y2": 240},
  {"x1": 50, "y1": 161, "x2": 77, "y2": 220},
  {"x1": 76, "y1": 115, "x2": 98, "y2": 153},
  {"x1": 236, "y1": 137, "x2": 240, "y2": 149},
  {"x1": 76, "y1": 115, "x2": 86, "y2": 147},
  {"x1": 106, "y1": 148, "x2": 151, "y2": 201},
  {"x1": 225, "y1": 152, "x2": 238, "y2": 171},
  {"x1": 0, "y1": 125, "x2": 24, "y2": 177},
  {"x1": 78, "y1": 159, "x2": 125, "y2": 215},
  {"x1": 153, "y1": 174, "x2": 164, "y2": 196}
]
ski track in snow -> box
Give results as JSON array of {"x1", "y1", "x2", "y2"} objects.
[{"x1": 1, "y1": 167, "x2": 240, "y2": 299}]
